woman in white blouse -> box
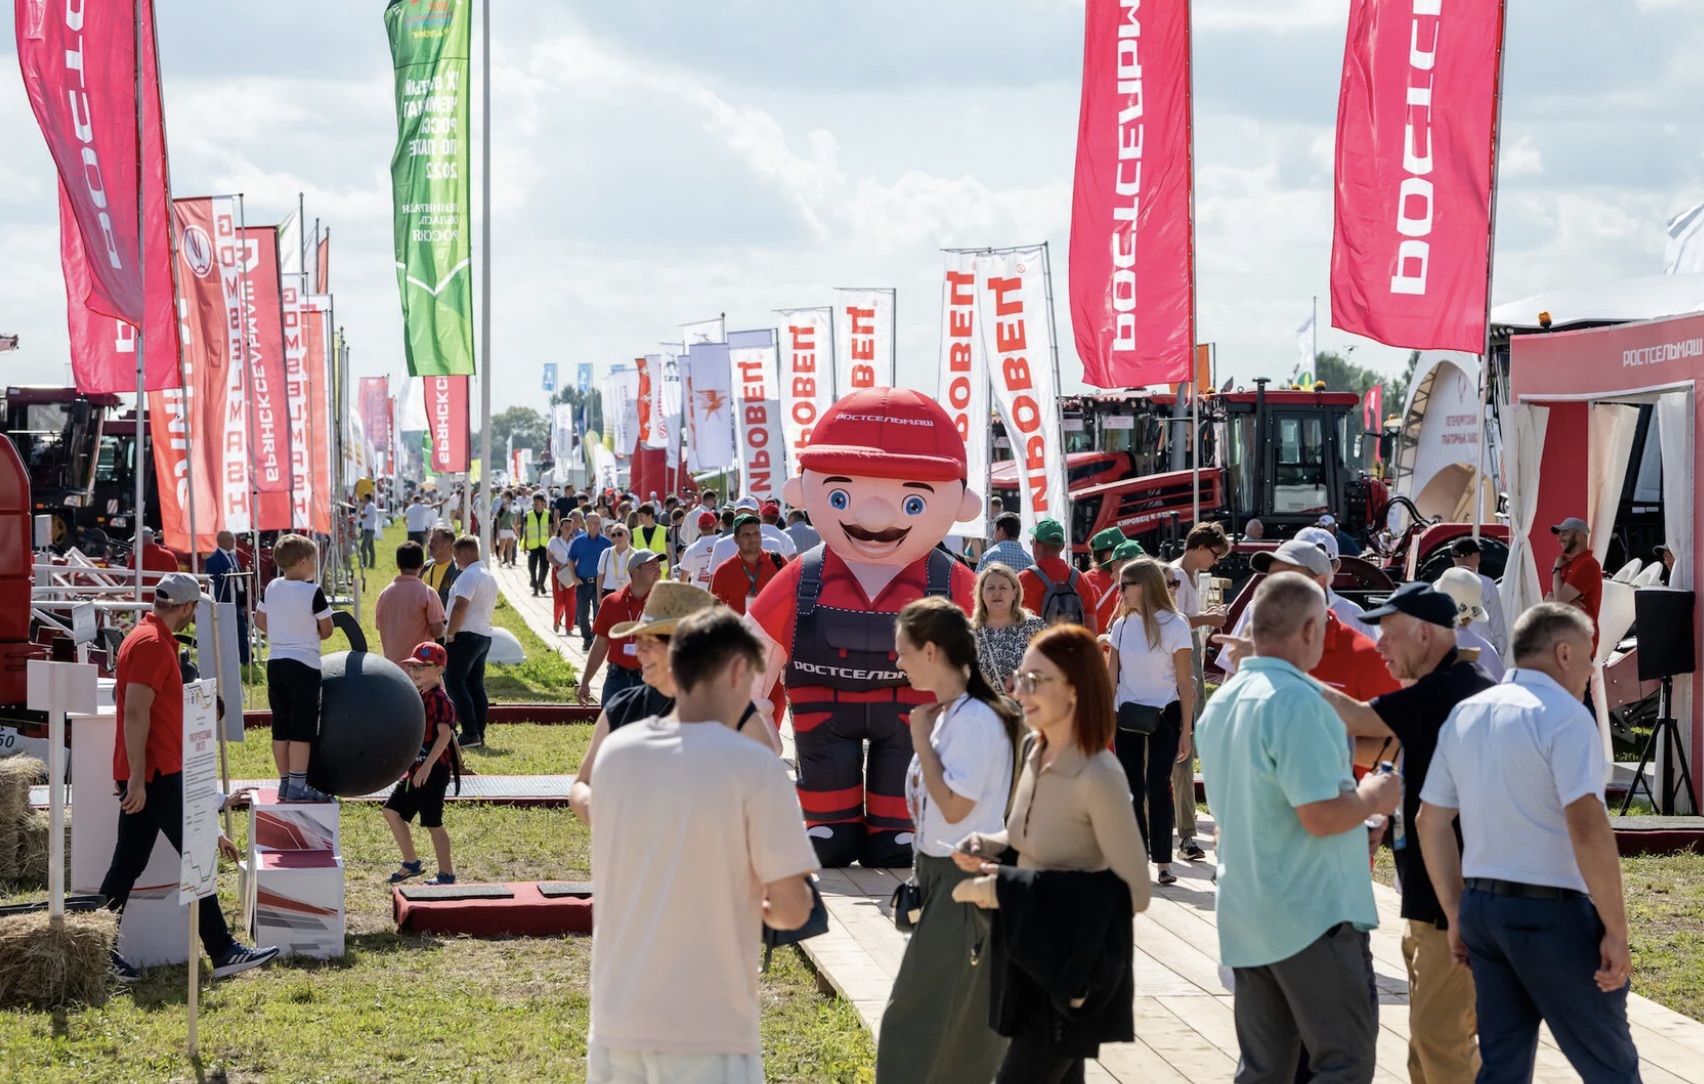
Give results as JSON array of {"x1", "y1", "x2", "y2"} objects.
[
  {"x1": 596, "y1": 525, "x2": 635, "y2": 598},
  {"x1": 877, "y1": 596, "x2": 1020, "y2": 1084},
  {"x1": 1105, "y1": 557, "x2": 1195, "y2": 885}
]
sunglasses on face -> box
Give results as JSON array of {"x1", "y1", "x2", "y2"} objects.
[{"x1": 1006, "y1": 671, "x2": 1065, "y2": 695}]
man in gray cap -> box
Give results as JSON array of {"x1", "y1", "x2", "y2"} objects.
[
  {"x1": 104, "y1": 574, "x2": 279, "y2": 983},
  {"x1": 1314, "y1": 581, "x2": 1497, "y2": 1084},
  {"x1": 1546, "y1": 517, "x2": 1602, "y2": 652}
]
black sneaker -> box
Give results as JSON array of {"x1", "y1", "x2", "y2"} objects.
[
  {"x1": 110, "y1": 950, "x2": 142, "y2": 984},
  {"x1": 1181, "y1": 839, "x2": 1207, "y2": 862},
  {"x1": 212, "y1": 943, "x2": 280, "y2": 979}
]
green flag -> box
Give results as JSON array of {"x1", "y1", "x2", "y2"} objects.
[{"x1": 385, "y1": 0, "x2": 475, "y2": 377}]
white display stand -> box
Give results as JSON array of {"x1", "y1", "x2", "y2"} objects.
[
  {"x1": 239, "y1": 787, "x2": 345, "y2": 959},
  {"x1": 67, "y1": 708, "x2": 191, "y2": 967}
]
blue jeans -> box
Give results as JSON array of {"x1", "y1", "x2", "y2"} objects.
[
  {"x1": 446, "y1": 633, "x2": 492, "y2": 743},
  {"x1": 576, "y1": 584, "x2": 600, "y2": 648},
  {"x1": 1459, "y1": 887, "x2": 1641, "y2": 1084},
  {"x1": 602, "y1": 666, "x2": 644, "y2": 704}
]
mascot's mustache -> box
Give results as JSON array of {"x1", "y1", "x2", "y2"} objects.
[{"x1": 842, "y1": 523, "x2": 910, "y2": 544}]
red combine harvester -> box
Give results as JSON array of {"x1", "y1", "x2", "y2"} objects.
[
  {"x1": 1, "y1": 385, "x2": 158, "y2": 554},
  {"x1": 0, "y1": 435, "x2": 48, "y2": 741}
]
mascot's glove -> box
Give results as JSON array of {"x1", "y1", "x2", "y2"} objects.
[{"x1": 952, "y1": 875, "x2": 999, "y2": 909}]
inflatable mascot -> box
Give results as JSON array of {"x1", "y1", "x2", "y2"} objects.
[{"x1": 748, "y1": 388, "x2": 981, "y2": 867}]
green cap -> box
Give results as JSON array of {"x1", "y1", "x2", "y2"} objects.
[
  {"x1": 731, "y1": 514, "x2": 762, "y2": 533},
  {"x1": 1030, "y1": 518, "x2": 1066, "y2": 546},
  {"x1": 1113, "y1": 540, "x2": 1145, "y2": 561},
  {"x1": 1089, "y1": 527, "x2": 1125, "y2": 554}
]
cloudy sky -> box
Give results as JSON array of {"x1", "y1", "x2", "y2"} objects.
[{"x1": 3, "y1": 0, "x2": 1702, "y2": 415}]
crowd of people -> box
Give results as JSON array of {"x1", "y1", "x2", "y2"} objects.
[{"x1": 99, "y1": 479, "x2": 1648, "y2": 1084}]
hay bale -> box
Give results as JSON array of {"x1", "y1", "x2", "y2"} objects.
[
  {"x1": 0, "y1": 910, "x2": 117, "y2": 1009},
  {"x1": 0, "y1": 821, "x2": 18, "y2": 883},
  {"x1": 17, "y1": 811, "x2": 51, "y2": 885},
  {"x1": 0, "y1": 756, "x2": 44, "y2": 822}
]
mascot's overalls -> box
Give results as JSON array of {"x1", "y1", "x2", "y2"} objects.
[{"x1": 749, "y1": 388, "x2": 980, "y2": 868}]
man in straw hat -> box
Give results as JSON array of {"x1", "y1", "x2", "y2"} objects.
[{"x1": 104, "y1": 574, "x2": 279, "y2": 983}]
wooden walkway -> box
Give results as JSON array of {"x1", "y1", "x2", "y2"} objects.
[{"x1": 489, "y1": 555, "x2": 1704, "y2": 1083}]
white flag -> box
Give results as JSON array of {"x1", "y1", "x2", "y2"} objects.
[
  {"x1": 775, "y1": 307, "x2": 834, "y2": 474},
  {"x1": 979, "y1": 248, "x2": 1067, "y2": 542},
  {"x1": 684, "y1": 342, "x2": 736, "y2": 473},
  {"x1": 605, "y1": 367, "x2": 641, "y2": 453},
  {"x1": 938, "y1": 255, "x2": 989, "y2": 538},
  {"x1": 682, "y1": 317, "x2": 726, "y2": 346},
  {"x1": 1295, "y1": 311, "x2": 1315, "y2": 379},
  {"x1": 1667, "y1": 202, "x2": 1704, "y2": 275},
  {"x1": 551, "y1": 404, "x2": 576, "y2": 461},
  {"x1": 834, "y1": 287, "x2": 896, "y2": 393},
  {"x1": 729, "y1": 329, "x2": 786, "y2": 500},
  {"x1": 277, "y1": 209, "x2": 302, "y2": 276}
]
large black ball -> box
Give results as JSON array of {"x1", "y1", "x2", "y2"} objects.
[{"x1": 306, "y1": 650, "x2": 425, "y2": 797}]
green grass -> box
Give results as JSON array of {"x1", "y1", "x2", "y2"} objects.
[
  {"x1": 1373, "y1": 845, "x2": 1704, "y2": 1022},
  {"x1": 222, "y1": 724, "x2": 590, "y2": 785},
  {"x1": 0, "y1": 723, "x2": 876, "y2": 1082},
  {"x1": 242, "y1": 520, "x2": 578, "y2": 709}
]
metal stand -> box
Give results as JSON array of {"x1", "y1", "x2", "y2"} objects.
[{"x1": 1619, "y1": 676, "x2": 1699, "y2": 816}]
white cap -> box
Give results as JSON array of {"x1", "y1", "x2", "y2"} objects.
[{"x1": 1294, "y1": 526, "x2": 1341, "y2": 562}]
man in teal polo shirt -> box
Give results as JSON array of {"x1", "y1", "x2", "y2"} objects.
[{"x1": 1197, "y1": 571, "x2": 1401, "y2": 1084}]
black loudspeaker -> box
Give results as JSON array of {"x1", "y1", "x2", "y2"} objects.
[{"x1": 1636, "y1": 589, "x2": 1697, "y2": 681}]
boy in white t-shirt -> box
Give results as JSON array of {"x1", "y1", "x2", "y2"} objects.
[
  {"x1": 256, "y1": 534, "x2": 335, "y2": 803},
  {"x1": 587, "y1": 609, "x2": 817, "y2": 1084}
]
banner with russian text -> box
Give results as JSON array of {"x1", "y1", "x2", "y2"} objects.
[
  {"x1": 359, "y1": 377, "x2": 391, "y2": 453},
  {"x1": 684, "y1": 342, "x2": 736, "y2": 473},
  {"x1": 305, "y1": 298, "x2": 333, "y2": 535},
  {"x1": 281, "y1": 278, "x2": 314, "y2": 530},
  {"x1": 18, "y1": 0, "x2": 161, "y2": 328},
  {"x1": 1068, "y1": 0, "x2": 1195, "y2": 389},
  {"x1": 146, "y1": 197, "x2": 248, "y2": 552},
  {"x1": 729, "y1": 329, "x2": 785, "y2": 502},
  {"x1": 980, "y1": 248, "x2": 1068, "y2": 541},
  {"x1": 240, "y1": 226, "x2": 291, "y2": 499},
  {"x1": 43, "y1": 0, "x2": 180, "y2": 394},
  {"x1": 426, "y1": 375, "x2": 469, "y2": 473},
  {"x1": 1330, "y1": 0, "x2": 1501, "y2": 352},
  {"x1": 938, "y1": 255, "x2": 990, "y2": 537},
  {"x1": 776, "y1": 307, "x2": 834, "y2": 475},
  {"x1": 833, "y1": 288, "x2": 895, "y2": 393},
  {"x1": 385, "y1": 0, "x2": 475, "y2": 376}
]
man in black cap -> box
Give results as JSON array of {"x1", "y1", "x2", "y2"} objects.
[{"x1": 1313, "y1": 581, "x2": 1497, "y2": 1084}]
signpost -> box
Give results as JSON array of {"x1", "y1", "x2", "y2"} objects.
[{"x1": 180, "y1": 679, "x2": 219, "y2": 1056}]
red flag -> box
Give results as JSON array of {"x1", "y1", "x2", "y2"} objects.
[
  {"x1": 146, "y1": 197, "x2": 250, "y2": 552},
  {"x1": 305, "y1": 303, "x2": 333, "y2": 536},
  {"x1": 359, "y1": 377, "x2": 391, "y2": 452},
  {"x1": 1068, "y1": 0, "x2": 1196, "y2": 389},
  {"x1": 1330, "y1": 0, "x2": 1503, "y2": 352},
  {"x1": 316, "y1": 231, "x2": 330, "y2": 294},
  {"x1": 241, "y1": 226, "x2": 292, "y2": 529},
  {"x1": 38, "y1": 0, "x2": 179, "y2": 393},
  {"x1": 426, "y1": 376, "x2": 469, "y2": 473}
]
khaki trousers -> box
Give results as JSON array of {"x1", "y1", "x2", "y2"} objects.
[
  {"x1": 1173, "y1": 636, "x2": 1206, "y2": 842},
  {"x1": 1402, "y1": 919, "x2": 1480, "y2": 1084}
]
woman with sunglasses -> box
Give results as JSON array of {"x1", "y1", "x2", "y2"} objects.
[
  {"x1": 953, "y1": 626, "x2": 1149, "y2": 1084},
  {"x1": 596, "y1": 525, "x2": 635, "y2": 600},
  {"x1": 971, "y1": 565, "x2": 1047, "y2": 690},
  {"x1": 877, "y1": 597, "x2": 1021, "y2": 1084},
  {"x1": 1106, "y1": 557, "x2": 1196, "y2": 885}
]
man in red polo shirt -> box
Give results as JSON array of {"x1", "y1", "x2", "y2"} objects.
[
  {"x1": 1547, "y1": 516, "x2": 1603, "y2": 651},
  {"x1": 104, "y1": 574, "x2": 278, "y2": 982},
  {"x1": 749, "y1": 388, "x2": 980, "y2": 868},
  {"x1": 1018, "y1": 518, "x2": 1099, "y2": 634},
  {"x1": 711, "y1": 514, "x2": 785, "y2": 616},
  {"x1": 578, "y1": 549, "x2": 662, "y2": 706},
  {"x1": 132, "y1": 527, "x2": 180, "y2": 584}
]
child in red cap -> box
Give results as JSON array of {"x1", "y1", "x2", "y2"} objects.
[
  {"x1": 748, "y1": 387, "x2": 982, "y2": 868},
  {"x1": 384, "y1": 642, "x2": 461, "y2": 885}
]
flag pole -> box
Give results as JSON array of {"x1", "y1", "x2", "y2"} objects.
[
  {"x1": 132, "y1": 0, "x2": 148, "y2": 605},
  {"x1": 1473, "y1": 0, "x2": 1509, "y2": 542},
  {"x1": 1184, "y1": 0, "x2": 1201, "y2": 529},
  {"x1": 1039, "y1": 241, "x2": 1071, "y2": 541},
  {"x1": 476, "y1": 0, "x2": 494, "y2": 559}
]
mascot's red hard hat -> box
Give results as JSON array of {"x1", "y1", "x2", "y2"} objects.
[{"x1": 797, "y1": 387, "x2": 968, "y2": 483}]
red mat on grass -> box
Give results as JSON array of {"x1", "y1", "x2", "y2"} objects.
[{"x1": 393, "y1": 882, "x2": 594, "y2": 937}]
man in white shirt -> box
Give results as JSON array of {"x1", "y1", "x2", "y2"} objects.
[
  {"x1": 1449, "y1": 537, "x2": 1509, "y2": 657},
  {"x1": 588, "y1": 609, "x2": 817, "y2": 1084},
  {"x1": 678, "y1": 488, "x2": 719, "y2": 549},
  {"x1": 676, "y1": 511, "x2": 722, "y2": 588},
  {"x1": 1418, "y1": 603, "x2": 1639, "y2": 1084},
  {"x1": 358, "y1": 496, "x2": 380, "y2": 569},
  {"x1": 444, "y1": 536, "x2": 499, "y2": 749},
  {"x1": 403, "y1": 493, "x2": 440, "y2": 544},
  {"x1": 1169, "y1": 522, "x2": 1231, "y2": 863}
]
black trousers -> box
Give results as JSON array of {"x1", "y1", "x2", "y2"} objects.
[
  {"x1": 1114, "y1": 702, "x2": 1182, "y2": 865},
  {"x1": 997, "y1": 1032, "x2": 1085, "y2": 1084},
  {"x1": 99, "y1": 772, "x2": 236, "y2": 959},
  {"x1": 527, "y1": 546, "x2": 550, "y2": 593},
  {"x1": 446, "y1": 633, "x2": 491, "y2": 743}
]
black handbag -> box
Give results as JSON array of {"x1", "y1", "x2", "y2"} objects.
[
  {"x1": 890, "y1": 877, "x2": 923, "y2": 933},
  {"x1": 762, "y1": 875, "x2": 829, "y2": 971},
  {"x1": 1116, "y1": 702, "x2": 1163, "y2": 735}
]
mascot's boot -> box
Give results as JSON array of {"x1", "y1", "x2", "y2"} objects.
[
  {"x1": 804, "y1": 819, "x2": 866, "y2": 869},
  {"x1": 861, "y1": 731, "x2": 918, "y2": 868}
]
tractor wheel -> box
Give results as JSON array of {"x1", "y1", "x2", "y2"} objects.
[{"x1": 1416, "y1": 536, "x2": 1510, "y2": 585}]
